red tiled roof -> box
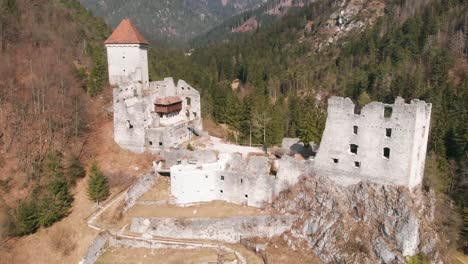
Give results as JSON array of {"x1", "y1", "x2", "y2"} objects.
[
  {"x1": 104, "y1": 18, "x2": 149, "y2": 45},
  {"x1": 155, "y1": 96, "x2": 182, "y2": 105}
]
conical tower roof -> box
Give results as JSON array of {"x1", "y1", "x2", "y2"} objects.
[{"x1": 104, "y1": 18, "x2": 149, "y2": 45}]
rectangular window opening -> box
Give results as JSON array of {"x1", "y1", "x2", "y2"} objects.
[
  {"x1": 353, "y1": 126, "x2": 358, "y2": 135},
  {"x1": 383, "y1": 148, "x2": 391, "y2": 159},
  {"x1": 220, "y1": 190, "x2": 223, "y2": 193},
  {"x1": 240, "y1": 179, "x2": 243, "y2": 184},
  {"x1": 159, "y1": 142, "x2": 163, "y2": 146},
  {"x1": 354, "y1": 161, "x2": 361, "y2": 168},
  {"x1": 332, "y1": 158, "x2": 339, "y2": 164},
  {"x1": 386, "y1": 128, "x2": 392, "y2": 138},
  {"x1": 384, "y1": 106, "x2": 393, "y2": 118},
  {"x1": 350, "y1": 144, "x2": 359, "y2": 154},
  {"x1": 245, "y1": 194, "x2": 248, "y2": 198},
  {"x1": 149, "y1": 141, "x2": 153, "y2": 146},
  {"x1": 221, "y1": 175, "x2": 225, "y2": 180}
]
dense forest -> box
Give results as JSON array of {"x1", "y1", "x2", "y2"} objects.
[{"x1": 150, "y1": 0, "x2": 467, "y2": 251}]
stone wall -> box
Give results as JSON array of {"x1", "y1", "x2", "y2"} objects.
[
  {"x1": 123, "y1": 172, "x2": 157, "y2": 212},
  {"x1": 106, "y1": 44, "x2": 149, "y2": 86},
  {"x1": 315, "y1": 96, "x2": 431, "y2": 188},
  {"x1": 112, "y1": 77, "x2": 203, "y2": 153},
  {"x1": 79, "y1": 234, "x2": 109, "y2": 264},
  {"x1": 130, "y1": 215, "x2": 297, "y2": 243},
  {"x1": 170, "y1": 152, "x2": 311, "y2": 207}
]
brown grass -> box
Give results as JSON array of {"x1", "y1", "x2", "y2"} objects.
[
  {"x1": 96, "y1": 247, "x2": 219, "y2": 264},
  {"x1": 49, "y1": 226, "x2": 77, "y2": 256}
]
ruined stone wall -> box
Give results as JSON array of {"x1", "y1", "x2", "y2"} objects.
[
  {"x1": 112, "y1": 77, "x2": 203, "y2": 153},
  {"x1": 315, "y1": 97, "x2": 431, "y2": 188},
  {"x1": 130, "y1": 215, "x2": 297, "y2": 243},
  {"x1": 170, "y1": 153, "x2": 309, "y2": 207}
]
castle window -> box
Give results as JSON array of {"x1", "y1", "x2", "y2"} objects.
[
  {"x1": 127, "y1": 120, "x2": 133, "y2": 129},
  {"x1": 240, "y1": 179, "x2": 243, "y2": 184},
  {"x1": 220, "y1": 190, "x2": 223, "y2": 193},
  {"x1": 205, "y1": 175, "x2": 208, "y2": 178},
  {"x1": 353, "y1": 126, "x2": 358, "y2": 135},
  {"x1": 221, "y1": 175, "x2": 225, "y2": 180},
  {"x1": 186, "y1": 97, "x2": 191, "y2": 106},
  {"x1": 332, "y1": 158, "x2": 339, "y2": 164},
  {"x1": 383, "y1": 148, "x2": 391, "y2": 159},
  {"x1": 354, "y1": 161, "x2": 361, "y2": 168},
  {"x1": 159, "y1": 142, "x2": 163, "y2": 146},
  {"x1": 122, "y1": 56, "x2": 125, "y2": 59},
  {"x1": 386, "y1": 128, "x2": 392, "y2": 138},
  {"x1": 350, "y1": 144, "x2": 358, "y2": 154},
  {"x1": 245, "y1": 194, "x2": 248, "y2": 198},
  {"x1": 181, "y1": 87, "x2": 184, "y2": 90},
  {"x1": 384, "y1": 106, "x2": 393, "y2": 118},
  {"x1": 193, "y1": 112, "x2": 197, "y2": 117},
  {"x1": 149, "y1": 141, "x2": 153, "y2": 146}
]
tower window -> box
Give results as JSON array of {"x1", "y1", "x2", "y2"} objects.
[
  {"x1": 350, "y1": 144, "x2": 358, "y2": 154},
  {"x1": 127, "y1": 120, "x2": 133, "y2": 129},
  {"x1": 159, "y1": 142, "x2": 163, "y2": 146},
  {"x1": 332, "y1": 158, "x2": 339, "y2": 164},
  {"x1": 354, "y1": 161, "x2": 361, "y2": 168},
  {"x1": 221, "y1": 175, "x2": 225, "y2": 180},
  {"x1": 384, "y1": 106, "x2": 393, "y2": 118},
  {"x1": 353, "y1": 126, "x2": 358, "y2": 135},
  {"x1": 386, "y1": 128, "x2": 392, "y2": 138},
  {"x1": 186, "y1": 97, "x2": 191, "y2": 106},
  {"x1": 240, "y1": 179, "x2": 243, "y2": 184},
  {"x1": 149, "y1": 141, "x2": 153, "y2": 146},
  {"x1": 220, "y1": 190, "x2": 223, "y2": 193},
  {"x1": 383, "y1": 148, "x2": 391, "y2": 159},
  {"x1": 245, "y1": 194, "x2": 248, "y2": 198}
]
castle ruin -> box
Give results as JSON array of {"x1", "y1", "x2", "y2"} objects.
[
  {"x1": 106, "y1": 19, "x2": 432, "y2": 208},
  {"x1": 106, "y1": 19, "x2": 202, "y2": 153}
]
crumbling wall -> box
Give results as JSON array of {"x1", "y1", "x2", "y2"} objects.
[
  {"x1": 79, "y1": 234, "x2": 109, "y2": 264},
  {"x1": 130, "y1": 215, "x2": 297, "y2": 243},
  {"x1": 112, "y1": 77, "x2": 203, "y2": 153},
  {"x1": 314, "y1": 96, "x2": 431, "y2": 188},
  {"x1": 123, "y1": 172, "x2": 158, "y2": 212},
  {"x1": 170, "y1": 152, "x2": 314, "y2": 207}
]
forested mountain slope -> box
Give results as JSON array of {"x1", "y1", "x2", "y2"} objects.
[
  {"x1": 78, "y1": 0, "x2": 267, "y2": 46},
  {"x1": 192, "y1": 0, "x2": 318, "y2": 46},
  {"x1": 0, "y1": 0, "x2": 109, "y2": 237}
]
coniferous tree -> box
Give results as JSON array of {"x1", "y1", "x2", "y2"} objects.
[
  {"x1": 87, "y1": 163, "x2": 110, "y2": 204},
  {"x1": 67, "y1": 156, "x2": 86, "y2": 184}
]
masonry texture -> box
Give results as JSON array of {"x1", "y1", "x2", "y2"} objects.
[
  {"x1": 130, "y1": 215, "x2": 298, "y2": 243},
  {"x1": 170, "y1": 152, "x2": 312, "y2": 207},
  {"x1": 106, "y1": 19, "x2": 203, "y2": 153},
  {"x1": 315, "y1": 96, "x2": 431, "y2": 188}
]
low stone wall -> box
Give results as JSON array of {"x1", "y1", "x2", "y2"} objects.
[
  {"x1": 79, "y1": 234, "x2": 109, "y2": 264},
  {"x1": 123, "y1": 172, "x2": 157, "y2": 212},
  {"x1": 130, "y1": 215, "x2": 297, "y2": 243}
]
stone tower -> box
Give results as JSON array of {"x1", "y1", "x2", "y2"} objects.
[
  {"x1": 104, "y1": 18, "x2": 149, "y2": 86},
  {"x1": 314, "y1": 97, "x2": 432, "y2": 189}
]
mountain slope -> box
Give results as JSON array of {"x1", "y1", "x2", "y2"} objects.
[
  {"x1": 78, "y1": 0, "x2": 267, "y2": 46},
  {"x1": 192, "y1": 0, "x2": 317, "y2": 46}
]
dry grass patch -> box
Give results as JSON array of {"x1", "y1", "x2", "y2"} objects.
[{"x1": 49, "y1": 226, "x2": 77, "y2": 256}]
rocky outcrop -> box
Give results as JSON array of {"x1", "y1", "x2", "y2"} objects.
[{"x1": 271, "y1": 176, "x2": 446, "y2": 263}]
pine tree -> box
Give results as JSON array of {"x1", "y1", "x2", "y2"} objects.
[
  {"x1": 87, "y1": 163, "x2": 109, "y2": 204},
  {"x1": 67, "y1": 156, "x2": 86, "y2": 184},
  {"x1": 11, "y1": 199, "x2": 39, "y2": 236}
]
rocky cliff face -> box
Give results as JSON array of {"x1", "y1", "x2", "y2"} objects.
[{"x1": 271, "y1": 176, "x2": 447, "y2": 263}]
